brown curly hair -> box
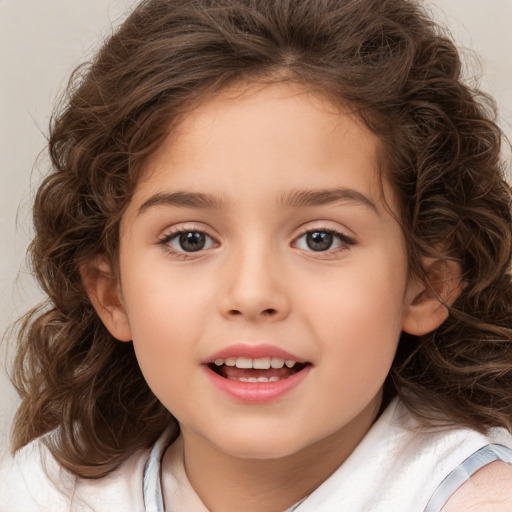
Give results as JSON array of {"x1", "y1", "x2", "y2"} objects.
[{"x1": 9, "y1": 0, "x2": 512, "y2": 478}]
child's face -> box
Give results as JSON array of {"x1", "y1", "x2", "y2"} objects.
[{"x1": 113, "y1": 82, "x2": 419, "y2": 459}]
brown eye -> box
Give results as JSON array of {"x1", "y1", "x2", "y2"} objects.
[
  {"x1": 306, "y1": 231, "x2": 334, "y2": 251},
  {"x1": 294, "y1": 228, "x2": 355, "y2": 254},
  {"x1": 161, "y1": 230, "x2": 216, "y2": 253},
  {"x1": 178, "y1": 232, "x2": 207, "y2": 252}
]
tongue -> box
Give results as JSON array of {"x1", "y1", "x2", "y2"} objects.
[{"x1": 221, "y1": 366, "x2": 293, "y2": 380}]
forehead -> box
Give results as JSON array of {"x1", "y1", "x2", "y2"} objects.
[{"x1": 131, "y1": 81, "x2": 394, "y2": 213}]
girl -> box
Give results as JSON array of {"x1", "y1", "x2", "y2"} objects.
[{"x1": 2, "y1": 0, "x2": 512, "y2": 510}]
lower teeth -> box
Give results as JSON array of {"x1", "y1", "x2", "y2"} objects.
[{"x1": 229, "y1": 376, "x2": 281, "y2": 383}]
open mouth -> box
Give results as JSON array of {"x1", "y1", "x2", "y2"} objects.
[{"x1": 207, "y1": 357, "x2": 310, "y2": 383}]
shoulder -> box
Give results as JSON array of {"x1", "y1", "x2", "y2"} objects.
[
  {"x1": 0, "y1": 434, "x2": 152, "y2": 512},
  {"x1": 0, "y1": 437, "x2": 75, "y2": 512},
  {"x1": 441, "y1": 461, "x2": 512, "y2": 512}
]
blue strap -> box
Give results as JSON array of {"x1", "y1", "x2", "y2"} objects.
[
  {"x1": 143, "y1": 429, "x2": 174, "y2": 512},
  {"x1": 424, "y1": 443, "x2": 512, "y2": 512}
]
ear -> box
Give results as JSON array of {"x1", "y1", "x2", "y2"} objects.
[
  {"x1": 402, "y1": 258, "x2": 463, "y2": 336},
  {"x1": 80, "y1": 257, "x2": 132, "y2": 342}
]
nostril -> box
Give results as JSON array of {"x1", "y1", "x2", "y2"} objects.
[{"x1": 225, "y1": 306, "x2": 283, "y2": 318}]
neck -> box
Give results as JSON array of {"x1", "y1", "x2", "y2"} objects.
[{"x1": 176, "y1": 398, "x2": 382, "y2": 512}]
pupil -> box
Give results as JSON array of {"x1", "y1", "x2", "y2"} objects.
[
  {"x1": 307, "y1": 231, "x2": 333, "y2": 251},
  {"x1": 179, "y1": 232, "x2": 205, "y2": 252}
]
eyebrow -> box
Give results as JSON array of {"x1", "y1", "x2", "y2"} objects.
[
  {"x1": 137, "y1": 187, "x2": 379, "y2": 216},
  {"x1": 137, "y1": 191, "x2": 225, "y2": 215},
  {"x1": 278, "y1": 188, "x2": 379, "y2": 214}
]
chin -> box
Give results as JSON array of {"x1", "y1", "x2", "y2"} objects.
[{"x1": 205, "y1": 426, "x2": 319, "y2": 461}]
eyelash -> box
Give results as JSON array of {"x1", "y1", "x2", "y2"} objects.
[
  {"x1": 157, "y1": 227, "x2": 218, "y2": 259},
  {"x1": 157, "y1": 226, "x2": 356, "y2": 259},
  {"x1": 293, "y1": 227, "x2": 356, "y2": 257}
]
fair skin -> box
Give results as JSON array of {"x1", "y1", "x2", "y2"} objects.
[
  {"x1": 83, "y1": 82, "x2": 511, "y2": 511},
  {"x1": 442, "y1": 461, "x2": 512, "y2": 512}
]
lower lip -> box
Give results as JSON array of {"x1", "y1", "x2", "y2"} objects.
[{"x1": 202, "y1": 365, "x2": 311, "y2": 404}]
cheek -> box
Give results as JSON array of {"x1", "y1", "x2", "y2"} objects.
[
  {"x1": 305, "y1": 251, "x2": 407, "y2": 328},
  {"x1": 302, "y1": 254, "x2": 407, "y2": 379},
  {"x1": 121, "y1": 257, "x2": 213, "y2": 334},
  {"x1": 118, "y1": 267, "x2": 208, "y2": 383}
]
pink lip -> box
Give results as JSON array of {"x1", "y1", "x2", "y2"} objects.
[
  {"x1": 203, "y1": 343, "x2": 306, "y2": 363},
  {"x1": 202, "y1": 364, "x2": 311, "y2": 404},
  {"x1": 202, "y1": 343, "x2": 311, "y2": 404}
]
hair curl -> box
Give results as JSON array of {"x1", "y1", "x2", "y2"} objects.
[{"x1": 9, "y1": 0, "x2": 512, "y2": 478}]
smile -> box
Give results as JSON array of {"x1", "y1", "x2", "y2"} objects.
[
  {"x1": 203, "y1": 346, "x2": 311, "y2": 403},
  {"x1": 208, "y1": 357, "x2": 308, "y2": 382}
]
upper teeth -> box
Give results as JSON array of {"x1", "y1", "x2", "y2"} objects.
[{"x1": 213, "y1": 357, "x2": 296, "y2": 369}]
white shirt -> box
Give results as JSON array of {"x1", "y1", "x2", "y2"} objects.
[{"x1": 1, "y1": 398, "x2": 511, "y2": 511}]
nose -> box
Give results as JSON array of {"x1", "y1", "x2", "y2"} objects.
[{"x1": 218, "y1": 246, "x2": 290, "y2": 322}]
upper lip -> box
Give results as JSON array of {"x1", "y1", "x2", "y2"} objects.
[{"x1": 203, "y1": 343, "x2": 307, "y2": 364}]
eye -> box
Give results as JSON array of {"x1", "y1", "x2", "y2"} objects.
[
  {"x1": 294, "y1": 229, "x2": 355, "y2": 253},
  {"x1": 159, "y1": 229, "x2": 216, "y2": 253}
]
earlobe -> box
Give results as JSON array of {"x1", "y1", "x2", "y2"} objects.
[
  {"x1": 80, "y1": 257, "x2": 133, "y2": 342},
  {"x1": 402, "y1": 258, "x2": 463, "y2": 336}
]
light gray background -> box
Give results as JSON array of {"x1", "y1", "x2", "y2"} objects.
[{"x1": 1, "y1": 0, "x2": 511, "y2": 451}]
